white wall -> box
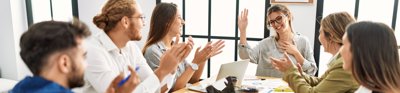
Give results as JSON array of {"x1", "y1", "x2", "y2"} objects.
[
  {"x1": 0, "y1": 0, "x2": 17, "y2": 80},
  {"x1": 0, "y1": 0, "x2": 32, "y2": 80},
  {"x1": 78, "y1": 0, "x2": 156, "y2": 48},
  {"x1": 11, "y1": 0, "x2": 32, "y2": 80}
]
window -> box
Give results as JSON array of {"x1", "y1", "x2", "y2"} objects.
[
  {"x1": 26, "y1": 0, "x2": 78, "y2": 26},
  {"x1": 239, "y1": 0, "x2": 266, "y2": 38},
  {"x1": 321, "y1": 0, "x2": 400, "y2": 76},
  {"x1": 396, "y1": 2, "x2": 400, "y2": 46},
  {"x1": 322, "y1": 0, "x2": 355, "y2": 17},
  {"x1": 51, "y1": 0, "x2": 73, "y2": 21},
  {"x1": 358, "y1": 0, "x2": 394, "y2": 26},
  {"x1": 185, "y1": 0, "x2": 208, "y2": 36},
  {"x1": 211, "y1": 0, "x2": 236, "y2": 37},
  {"x1": 160, "y1": 0, "x2": 266, "y2": 78},
  {"x1": 31, "y1": 0, "x2": 52, "y2": 23}
]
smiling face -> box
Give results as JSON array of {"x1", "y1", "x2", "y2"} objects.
[
  {"x1": 268, "y1": 12, "x2": 290, "y2": 33},
  {"x1": 168, "y1": 10, "x2": 185, "y2": 37}
]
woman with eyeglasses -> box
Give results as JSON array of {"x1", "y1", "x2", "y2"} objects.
[
  {"x1": 270, "y1": 12, "x2": 359, "y2": 93},
  {"x1": 237, "y1": 4, "x2": 317, "y2": 77},
  {"x1": 143, "y1": 3, "x2": 225, "y2": 92}
]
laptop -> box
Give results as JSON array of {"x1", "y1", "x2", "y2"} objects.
[
  {"x1": 216, "y1": 59, "x2": 250, "y2": 85},
  {"x1": 187, "y1": 59, "x2": 250, "y2": 92}
]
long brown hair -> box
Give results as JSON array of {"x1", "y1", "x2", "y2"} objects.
[
  {"x1": 346, "y1": 21, "x2": 400, "y2": 92},
  {"x1": 142, "y1": 3, "x2": 178, "y2": 54},
  {"x1": 92, "y1": 0, "x2": 137, "y2": 33},
  {"x1": 321, "y1": 12, "x2": 355, "y2": 45}
]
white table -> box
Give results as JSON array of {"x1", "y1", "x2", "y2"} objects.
[{"x1": 0, "y1": 78, "x2": 18, "y2": 93}]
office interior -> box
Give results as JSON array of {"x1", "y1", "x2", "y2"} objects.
[{"x1": 1, "y1": 0, "x2": 399, "y2": 92}]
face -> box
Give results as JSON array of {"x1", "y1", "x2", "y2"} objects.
[
  {"x1": 127, "y1": 4, "x2": 145, "y2": 41},
  {"x1": 268, "y1": 12, "x2": 289, "y2": 32},
  {"x1": 340, "y1": 33, "x2": 353, "y2": 71},
  {"x1": 319, "y1": 26, "x2": 329, "y2": 53},
  {"x1": 67, "y1": 38, "x2": 87, "y2": 88},
  {"x1": 168, "y1": 11, "x2": 185, "y2": 37}
]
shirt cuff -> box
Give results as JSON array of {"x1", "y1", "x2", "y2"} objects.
[
  {"x1": 237, "y1": 43, "x2": 249, "y2": 48},
  {"x1": 301, "y1": 61, "x2": 316, "y2": 75},
  {"x1": 133, "y1": 73, "x2": 161, "y2": 93}
]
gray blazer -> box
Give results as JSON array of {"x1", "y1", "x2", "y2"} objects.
[{"x1": 238, "y1": 33, "x2": 317, "y2": 77}]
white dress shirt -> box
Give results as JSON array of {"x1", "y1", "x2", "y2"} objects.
[{"x1": 82, "y1": 31, "x2": 165, "y2": 93}]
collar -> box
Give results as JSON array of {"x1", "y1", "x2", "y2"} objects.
[
  {"x1": 156, "y1": 41, "x2": 167, "y2": 52},
  {"x1": 96, "y1": 31, "x2": 120, "y2": 52},
  {"x1": 328, "y1": 52, "x2": 342, "y2": 66},
  {"x1": 12, "y1": 76, "x2": 73, "y2": 93}
]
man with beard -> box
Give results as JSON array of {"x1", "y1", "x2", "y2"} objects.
[
  {"x1": 11, "y1": 20, "x2": 140, "y2": 93},
  {"x1": 83, "y1": 0, "x2": 193, "y2": 92}
]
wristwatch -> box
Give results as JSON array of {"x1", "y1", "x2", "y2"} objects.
[{"x1": 187, "y1": 63, "x2": 199, "y2": 71}]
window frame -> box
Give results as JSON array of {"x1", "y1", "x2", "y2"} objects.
[{"x1": 25, "y1": 0, "x2": 79, "y2": 26}]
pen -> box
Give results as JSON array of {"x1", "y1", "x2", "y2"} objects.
[{"x1": 117, "y1": 66, "x2": 140, "y2": 87}]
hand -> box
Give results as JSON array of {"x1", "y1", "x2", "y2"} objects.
[
  {"x1": 184, "y1": 36, "x2": 195, "y2": 60},
  {"x1": 159, "y1": 35, "x2": 193, "y2": 73},
  {"x1": 106, "y1": 66, "x2": 140, "y2": 93},
  {"x1": 173, "y1": 34, "x2": 194, "y2": 62},
  {"x1": 209, "y1": 40, "x2": 225, "y2": 58},
  {"x1": 238, "y1": 9, "x2": 249, "y2": 34},
  {"x1": 192, "y1": 42, "x2": 213, "y2": 64},
  {"x1": 296, "y1": 63, "x2": 304, "y2": 76},
  {"x1": 279, "y1": 41, "x2": 300, "y2": 55},
  {"x1": 270, "y1": 52, "x2": 295, "y2": 73}
]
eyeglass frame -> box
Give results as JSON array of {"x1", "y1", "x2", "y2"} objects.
[
  {"x1": 128, "y1": 15, "x2": 146, "y2": 20},
  {"x1": 267, "y1": 14, "x2": 288, "y2": 27}
]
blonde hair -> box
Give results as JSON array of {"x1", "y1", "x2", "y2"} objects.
[
  {"x1": 93, "y1": 0, "x2": 137, "y2": 33},
  {"x1": 320, "y1": 12, "x2": 355, "y2": 45}
]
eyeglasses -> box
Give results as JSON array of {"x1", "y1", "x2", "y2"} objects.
[
  {"x1": 129, "y1": 16, "x2": 146, "y2": 20},
  {"x1": 267, "y1": 15, "x2": 286, "y2": 27}
]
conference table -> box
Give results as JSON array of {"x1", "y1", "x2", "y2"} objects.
[{"x1": 173, "y1": 76, "x2": 293, "y2": 93}]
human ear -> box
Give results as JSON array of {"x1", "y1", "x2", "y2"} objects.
[
  {"x1": 57, "y1": 54, "x2": 72, "y2": 74},
  {"x1": 121, "y1": 16, "x2": 130, "y2": 29}
]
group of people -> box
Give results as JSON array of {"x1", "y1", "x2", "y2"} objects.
[
  {"x1": 9, "y1": 0, "x2": 400, "y2": 93},
  {"x1": 238, "y1": 4, "x2": 400, "y2": 93}
]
